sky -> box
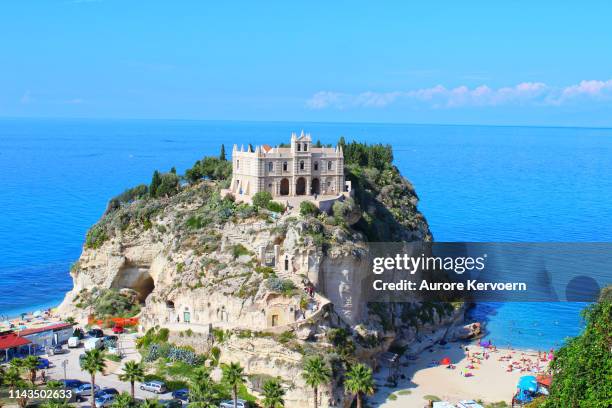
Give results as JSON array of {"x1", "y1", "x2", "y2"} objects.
[{"x1": 2, "y1": 0, "x2": 612, "y2": 127}]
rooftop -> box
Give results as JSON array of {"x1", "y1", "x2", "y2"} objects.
[{"x1": 0, "y1": 333, "x2": 31, "y2": 350}]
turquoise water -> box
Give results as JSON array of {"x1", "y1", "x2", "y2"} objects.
[{"x1": 1, "y1": 119, "x2": 611, "y2": 349}]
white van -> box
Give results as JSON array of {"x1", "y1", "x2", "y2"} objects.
[
  {"x1": 68, "y1": 336, "x2": 81, "y2": 348},
  {"x1": 84, "y1": 338, "x2": 102, "y2": 351}
]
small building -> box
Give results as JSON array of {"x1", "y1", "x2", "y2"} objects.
[
  {"x1": 16, "y1": 323, "x2": 73, "y2": 352},
  {"x1": 0, "y1": 332, "x2": 32, "y2": 362}
]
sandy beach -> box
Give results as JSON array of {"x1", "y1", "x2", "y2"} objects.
[{"x1": 372, "y1": 343, "x2": 551, "y2": 407}]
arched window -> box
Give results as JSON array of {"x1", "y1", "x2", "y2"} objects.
[
  {"x1": 283, "y1": 161, "x2": 288, "y2": 171},
  {"x1": 303, "y1": 143, "x2": 308, "y2": 152},
  {"x1": 284, "y1": 257, "x2": 289, "y2": 271},
  {"x1": 297, "y1": 143, "x2": 301, "y2": 151},
  {"x1": 268, "y1": 162, "x2": 273, "y2": 172},
  {"x1": 314, "y1": 161, "x2": 319, "y2": 171},
  {"x1": 237, "y1": 160, "x2": 240, "y2": 169},
  {"x1": 300, "y1": 160, "x2": 305, "y2": 170},
  {"x1": 327, "y1": 161, "x2": 332, "y2": 170}
]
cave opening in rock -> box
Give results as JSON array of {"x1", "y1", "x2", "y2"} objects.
[{"x1": 111, "y1": 262, "x2": 155, "y2": 303}]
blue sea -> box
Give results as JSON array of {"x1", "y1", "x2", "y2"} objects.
[{"x1": 1, "y1": 119, "x2": 611, "y2": 349}]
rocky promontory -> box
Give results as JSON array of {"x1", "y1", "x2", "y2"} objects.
[{"x1": 59, "y1": 141, "x2": 474, "y2": 407}]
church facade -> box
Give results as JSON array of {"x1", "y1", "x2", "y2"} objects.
[{"x1": 230, "y1": 132, "x2": 345, "y2": 198}]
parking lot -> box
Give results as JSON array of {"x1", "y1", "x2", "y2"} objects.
[{"x1": 43, "y1": 330, "x2": 179, "y2": 405}]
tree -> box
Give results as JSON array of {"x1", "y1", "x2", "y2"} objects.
[
  {"x1": 220, "y1": 144, "x2": 227, "y2": 161},
  {"x1": 156, "y1": 172, "x2": 180, "y2": 197},
  {"x1": 22, "y1": 355, "x2": 40, "y2": 385},
  {"x1": 119, "y1": 360, "x2": 144, "y2": 399},
  {"x1": 189, "y1": 368, "x2": 219, "y2": 408},
  {"x1": 542, "y1": 286, "x2": 611, "y2": 407},
  {"x1": 252, "y1": 191, "x2": 272, "y2": 208},
  {"x1": 221, "y1": 362, "x2": 246, "y2": 408},
  {"x1": 344, "y1": 363, "x2": 375, "y2": 408},
  {"x1": 149, "y1": 170, "x2": 161, "y2": 197},
  {"x1": 299, "y1": 201, "x2": 319, "y2": 217},
  {"x1": 81, "y1": 349, "x2": 106, "y2": 408},
  {"x1": 3, "y1": 366, "x2": 22, "y2": 390},
  {"x1": 41, "y1": 380, "x2": 70, "y2": 408},
  {"x1": 302, "y1": 356, "x2": 331, "y2": 408},
  {"x1": 262, "y1": 377, "x2": 285, "y2": 408},
  {"x1": 111, "y1": 392, "x2": 134, "y2": 408}
]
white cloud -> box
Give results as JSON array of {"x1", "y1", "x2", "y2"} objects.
[{"x1": 306, "y1": 79, "x2": 612, "y2": 110}]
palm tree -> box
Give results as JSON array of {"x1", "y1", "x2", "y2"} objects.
[
  {"x1": 262, "y1": 377, "x2": 285, "y2": 408},
  {"x1": 41, "y1": 381, "x2": 69, "y2": 408},
  {"x1": 221, "y1": 362, "x2": 246, "y2": 408},
  {"x1": 22, "y1": 355, "x2": 40, "y2": 385},
  {"x1": 81, "y1": 349, "x2": 106, "y2": 408},
  {"x1": 189, "y1": 367, "x2": 219, "y2": 408},
  {"x1": 9, "y1": 357, "x2": 24, "y2": 371},
  {"x1": 119, "y1": 360, "x2": 145, "y2": 399},
  {"x1": 344, "y1": 363, "x2": 375, "y2": 408},
  {"x1": 111, "y1": 392, "x2": 134, "y2": 408},
  {"x1": 3, "y1": 367, "x2": 22, "y2": 391},
  {"x1": 141, "y1": 399, "x2": 162, "y2": 408},
  {"x1": 302, "y1": 356, "x2": 331, "y2": 408}
]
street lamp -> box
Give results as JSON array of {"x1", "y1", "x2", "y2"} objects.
[{"x1": 61, "y1": 359, "x2": 68, "y2": 383}]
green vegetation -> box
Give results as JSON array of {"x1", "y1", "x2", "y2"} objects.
[
  {"x1": 119, "y1": 361, "x2": 145, "y2": 399},
  {"x1": 265, "y1": 277, "x2": 297, "y2": 296},
  {"x1": 231, "y1": 243, "x2": 251, "y2": 258},
  {"x1": 221, "y1": 362, "x2": 247, "y2": 408},
  {"x1": 423, "y1": 395, "x2": 441, "y2": 402},
  {"x1": 107, "y1": 184, "x2": 149, "y2": 211},
  {"x1": 299, "y1": 201, "x2": 319, "y2": 217},
  {"x1": 267, "y1": 200, "x2": 285, "y2": 213},
  {"x1": 326, "y1": 328, "x2": 356, "y2": 357},
  {"x1": 76, "y1": 288, "x2": 140, "y2": 318},
  {"x1": 302, "y1": 356, "x2": 331, "y2": 408},
  {"x1": 344, "y1": 363, "x2": 375, "y2": 408},
  {"x1": 541, "y1": 286, "x2": 611, "y2": 408},
  {"x1": 185, "y1": 156, "x2": 232, "y2": 184},
  {"x1": 81, "y1": 349, "x2": 106, "y2": 408},
  {"x1": 252, "y1": 191, "x2": 273, "y2": 208},
  {"x1": 262, "y1": 377, "x2": 286, "y2": 408}
]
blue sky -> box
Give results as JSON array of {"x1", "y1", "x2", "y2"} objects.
[{"x1": 2, "y1": 0, "x2": 612, "y2": 126}]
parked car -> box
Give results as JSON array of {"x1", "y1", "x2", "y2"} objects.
[
  {"x1": 75, "y1": 383, "x2": 100, "y2": 397},
  {"x1": 68, "y1": 336, "x2": 81, "y2": 348},
  {"x1": 36, "y1": 357, "x2": 50, "y2": 369},
  {"x1": 159, "y1": 399, "x2": 183, "y2": 408},
  {"x1": 112, "y1": 325, "x2": 124, "y2": 334},
  {"x1": 61, "y1": 379, "x2": 84, "y2": 389},
  {"x1": 48, "y1": 344, "x2": 66, "y2": 355},
  {"x1": 140, "y1": 380, "x2": 168, "y2": 394},
  {"x1": 219, "y1": 399, "x2": 249, "y2": 408},
  {"x1": 95, "y1": 393, "x2": 116, "y2": 407},
  {"x1": 103, "y1": 335, "x2": 118, "y2": 342},
  {"x1": 87, "y1": 328, "x2": 104, "y2": 338},
  {"x1": 95, "y1": 388, "x2": 119, "y2": 398},
  {"x1": 84, "y1": 337, "x2": 103, "y2": 351},
  {"x1": 171, "y1": 388, "x2": 189, "y2": 401}
]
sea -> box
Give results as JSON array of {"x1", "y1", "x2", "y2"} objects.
[{"x1": 1, "y1": 118, "x2": 611, "y2": 350}]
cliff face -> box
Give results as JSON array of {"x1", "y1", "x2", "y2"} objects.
[{"x1": 59, "y1": 167, "x2": 468, "y2": 407}]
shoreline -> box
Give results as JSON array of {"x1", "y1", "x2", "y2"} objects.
[{"x1": 373, "y1": 342, "x2": 551, "y2": 407}]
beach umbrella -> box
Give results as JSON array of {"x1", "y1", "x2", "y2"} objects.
[
  {"x1": 479, "y1": 340, "x2": 491, "y2": 348},
  {"x1": 518, "y1": 375, "x2": 538, "y2": 392},
  {"x1": 440, "y1": 357, "x2": 451, "y2": 365},
  {"x1": 33, "y1": 310, "x2": 42, "y2": 317}
]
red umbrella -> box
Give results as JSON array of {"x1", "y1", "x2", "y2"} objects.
[{"x1": 440, "y1": 357, "x2": 451, "y2": 365}]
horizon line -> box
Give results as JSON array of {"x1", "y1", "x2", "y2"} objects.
[{"x1": 1, "y1": 115, "x2": 612, "y2": 131}]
